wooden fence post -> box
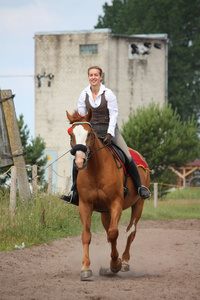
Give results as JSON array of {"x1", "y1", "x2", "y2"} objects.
[
  {"x1": 48, "y1": 164, "x2": 53, "y2": 195},
  {"x1": 154, "y1": 183, "x2": 158, "y2": 208},
  {"x1": 32, "y1": 165, "x2": 37, "y2": 196},
  {"x1": 10, "y1": 166, "x2": 17, "y2": 213},
  {"x1": 1, "y1": 90, "x2": 31, "y2": 202}
]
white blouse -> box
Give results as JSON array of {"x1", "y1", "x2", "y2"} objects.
[{"x1": 78, "y1": 84, "x2": 118, "y2": 137}]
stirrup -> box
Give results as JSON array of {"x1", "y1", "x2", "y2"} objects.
[
  {"x1": 60, "y1": 190, "x2": 79, "y2": 206},
  {"x1": 60, "y1": 193, "x2": 73, "y2": 204},
  {"x1": 138, "y1": 185, "x2": 151, "y2": 199}
]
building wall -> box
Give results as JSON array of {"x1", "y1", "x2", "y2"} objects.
[
  {"x1": 106, "y1": 34, "x2": 168, "y2": 127},
  {"x1": 34, "y1": 29, "x2": 168, "y2": 193}
]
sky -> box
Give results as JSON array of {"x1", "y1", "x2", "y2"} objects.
[{"x1": 0, "y1": 0, "x2": 112, "y2": 139}]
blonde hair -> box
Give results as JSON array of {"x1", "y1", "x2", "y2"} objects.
[{"x1": 88, "y1": 66, "x2": 103, "y2": 76}]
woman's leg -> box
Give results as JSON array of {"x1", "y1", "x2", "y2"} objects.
[
  {"x1": 112, "y1": 127, "x2": 131, "y2": 160},
  {"x1": 112, "y1": 127, "x2": 150, "y2": 199},
  {"x1": 60, "y1": 160, "x2": 79, "y2": 206}
]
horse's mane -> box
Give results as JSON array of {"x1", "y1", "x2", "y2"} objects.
[{"x1": 69, "y1": 110, "x2": 85, "y2": 124}]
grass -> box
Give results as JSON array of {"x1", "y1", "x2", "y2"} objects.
[
  {"x1": 0, "y1": 190, "x2": 102, "y2": 251},
  {"x1": 165, "y1": 187, "x2": 200, "y2": 200},
  {"x1": 0, "y1": 188, "x2": 199, "y2": 251},
  {"x1": 121, "y1": 198, "x2": 200, "y2": 222},
  {"x1": 121, "y1": 187, "x2": 200, "y2": 222}
]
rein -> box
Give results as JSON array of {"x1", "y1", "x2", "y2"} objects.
[
  {"x1": 70, "y1": 121, "x2": 123, "y2": 171},
  {"x1": 88, "y1": 143, "x2": 108, "y2": 158},
  {"x1": 70, "y1": 121, "x2": 109, "y2": 161}
]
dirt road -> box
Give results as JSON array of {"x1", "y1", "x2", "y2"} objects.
[{"x1": 0, "y1": 219, "x2": 200, "y2": 300}]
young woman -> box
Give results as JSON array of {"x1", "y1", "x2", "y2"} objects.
[{"x1": 61, "y1": 66, "x2": 150, "y2": 205}]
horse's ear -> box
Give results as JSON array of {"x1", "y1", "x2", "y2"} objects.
[
  {"x1": 66, "y1": 111, "x2": 73, "y2": 123},
  {"x1": 85, "y1": 108, "x2": 93, "y2": 122}
]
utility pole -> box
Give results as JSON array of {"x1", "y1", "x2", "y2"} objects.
[{"x1": 0, "y1": 90, "x2": 31, "y2": 201}]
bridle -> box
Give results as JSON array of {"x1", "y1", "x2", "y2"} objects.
[
  {"x1": 70, "y1": 122, "x2": 95, "y2": 169},
  {"x1": 69, "y1": 121, "x2": 108, "y2": 168}
]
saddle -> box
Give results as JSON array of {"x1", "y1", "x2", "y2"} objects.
[
  {"x1": 104, "y1": 141, "x2": 151, "y2": 198},
  {"x1": 107, "y1": 143, "x2": 128, "y2": 172},
  {"x1": 107, "y1": 142, "x2": 150, "y2": 173}
]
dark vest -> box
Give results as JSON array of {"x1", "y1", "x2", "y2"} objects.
[{"x1": 85, "y1": 92, "x2": 109, "y2": 124}]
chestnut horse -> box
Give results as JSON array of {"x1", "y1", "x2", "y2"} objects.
[{"x1": 66, "y1": 109, "x2": 150, "y2": 280}]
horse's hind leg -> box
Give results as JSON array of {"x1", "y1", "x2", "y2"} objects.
[
  {"x1": 101, "y1": 212, "x2": 111, "y2": 241},
  {"x1": 121, "y1": 199, "x2": 144, "y2": 272}
]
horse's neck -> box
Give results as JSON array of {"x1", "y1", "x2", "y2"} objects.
[{"x1": 89, "y1": 137, "x2": 108, "y2": 164}]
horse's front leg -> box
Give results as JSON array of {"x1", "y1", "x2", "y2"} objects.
[
  {"x1": 108, "y1": 200, "x2": 123, "y2": 273},
  {"x1": 79, "y1": 201, "x2": 93, "y2": 280}
]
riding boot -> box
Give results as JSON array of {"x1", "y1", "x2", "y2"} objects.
[
  {"x1": 126, "y1": 157, "x2": 151, "y2": 199},
  {"x1": 60, "y1": 160, "x2": 79, "y2": 206}
]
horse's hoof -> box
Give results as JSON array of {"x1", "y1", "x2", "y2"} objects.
[
  {"x1": 121, "y1": 261, "x2": 130, "y2": 272},
  {"x1": 99, "y1": 267, "x2": 113, "y2": 277},
  {"x1": 110, "y1": 261, "x2": 122, "y2": 273},
  {"x1": 80, "y1": 269, "x2": 93, "y2": 281}
]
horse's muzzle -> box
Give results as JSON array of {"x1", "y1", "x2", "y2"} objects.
[
  {"x1": 71, "y1": 144, "x2": 88, "y2": 170},
  {"x1": 75, "y1": 158, "x2": 87, "y2": 170}
]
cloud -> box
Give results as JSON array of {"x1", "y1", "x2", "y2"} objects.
[
  {"x1": 0, "y1": 0, "x2": 112, "y2": 39},
  {"x1": 0, "y1": 0, "x2": 112, "y2": 138},
  {"x1": 0, "y1": 0, "x2": 61, "y2": 38}
]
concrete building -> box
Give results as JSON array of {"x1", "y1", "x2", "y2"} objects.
[{"x1": 34, "y1": 28, "x2": 168, "y2": 193}]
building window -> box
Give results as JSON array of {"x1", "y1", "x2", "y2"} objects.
[{"x1": 80, "y1": 44, "x2": 98, "y2": 55}]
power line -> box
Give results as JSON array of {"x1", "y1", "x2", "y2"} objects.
[{"x1": 0, "y1": 75, "x2": 34, "y2": 78}]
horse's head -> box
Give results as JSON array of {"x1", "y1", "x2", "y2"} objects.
[{"x1": 66, "y1": 109, "x2": 94, "y2": 170}]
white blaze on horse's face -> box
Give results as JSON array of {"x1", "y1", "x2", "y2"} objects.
[
  {"x1": 73, "y1": 125, "x2": 88, "y2": 145},
  {"x1": 73, "y1": 125, "x2": 88, "y2": 169}
]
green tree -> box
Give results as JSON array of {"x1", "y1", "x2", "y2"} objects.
[
  {"x1": 121, "y1": 102, "x2": 200, "y2": 196},
  {"x1": 18, "y1": 114, "x2": 47, "y2": 183},
  {"x1": 95, "y1": 0, "x2": 200, "y2": 126}
]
